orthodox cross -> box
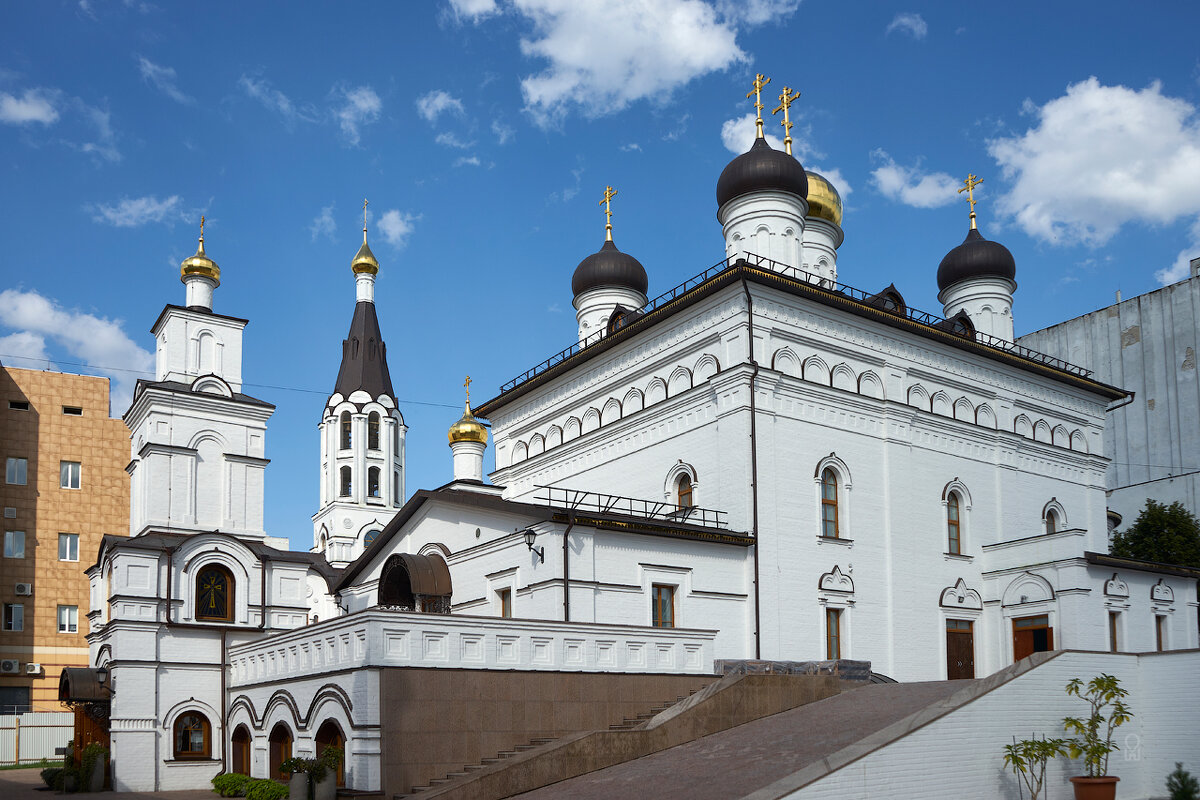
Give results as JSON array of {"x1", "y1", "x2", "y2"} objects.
[
  {"x1": 747, "y1": 73, "x2": 772, "y2": 138},
  {"x1": 362, "y1": 198, "x2": 369, "y2": 232},
  {"x1": 199, "y1": 215, "x2": 206, "y2": 240},
  {"x1": 959, "y1": 174, "x2": 983, "y2": 229},
  {"x1": 600, "y1": 185, "x2": 618, "y2": 241},
  {"x1": 773, "y1": 86, "x2": 801, "y2": 155},
  {"x1": 464, "y1": 375, "x2": 472, "y2": 403}
]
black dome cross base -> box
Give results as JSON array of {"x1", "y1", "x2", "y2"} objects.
[
  {"x1": 937, "y1": 228, "x2": 1016, "y2": 292},
  {"x1": 572, "y1": 239, "x2": 649, "y2": 297}
]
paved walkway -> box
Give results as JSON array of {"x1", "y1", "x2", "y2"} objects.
[{"x1": 0, "y1": 767, "x2": 216, "y2": 800}]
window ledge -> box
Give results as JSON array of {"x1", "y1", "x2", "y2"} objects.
[
  {"x1": 944, "y1": 552, "x2": 974, "y2": 562},
  {"x1": 817, "y1": 536, "x2": 853, "y2": 547},
  {"x1": 163, "y1": 758, "x2": 219, "y2": 764}
]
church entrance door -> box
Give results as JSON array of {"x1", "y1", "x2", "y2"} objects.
[
  {"x1": 945, "y1": 619, "x2": 975, "y2": 679},
  {"x1": 1012, "y1": 614, "x2": 1053, "y2": 662}
]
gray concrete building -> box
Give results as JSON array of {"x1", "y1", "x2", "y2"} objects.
[{"x1": 1018, "y1": 258, "x2": 1200, "y2": 533}]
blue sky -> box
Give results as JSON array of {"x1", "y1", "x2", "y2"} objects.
[{"x1": 3, "y1": 1, "x2": 1200, "y2": 550}]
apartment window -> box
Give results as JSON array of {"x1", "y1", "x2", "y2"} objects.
[
  {"x1": 946, "y1": 492, "x2": 962, "y2": 555},
  {"x1": 368, "y1": 466, "x2": 381, "y2": 498},
  {"x1": 3, "y1": 531, "x2": 24, "y2": 559},
  {"x1": 5, "y1": 458, "x2": 27, "y2": 486},
  {"x1": 3, "y1": 603, "x2": 23, "y2": 632},
  {"x1": 676, "y1": 474, "x2": 694, "y2": 508},
  {"x1": 498, "y1": 588, "x2": 512, "y2": 619},
  {"x1": 62, "y1": 406, "x2": 82, "y2": 416},
  {"x1": 826, "y1": 608, "x2": 842, "y2": 660},
  {"x1": 8, "y1": 400, "x2": 29, "y2": 411},
  {"x1": 174, "y1": 712, "x2": 212, "y2": 760},
  {"x1": 368, "y1": 412, "x2": 381, "y2": 450},
  {"x1": 60, "y1": 461, "x2": 81, "y2": 490},
  {"x1": 820, "y1": 468, "x2": 840, "y2": 538},
  {"x1": 57, "y1": 605, "x2": 78, "y2": 634},
  {"x1": 58, "y1": 533, "x2": 79, "y2": 562},
  {"x1": 651, "y1": 584, "x2": 675, "y2": 628},
  {"x1": 339, "y1": 466, "x2": 352, "y2": 497},
  {"x1": 339, "y1": 412, "x2": 352, "y2": 450},
  {"x1": 1109, "y1": 611, "x2": 1120, "y2": 653}
]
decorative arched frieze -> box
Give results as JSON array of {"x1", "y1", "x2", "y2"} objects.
[
  {"x1": 818, "y1": 565, "x2": 854, "y2": 594},
  {"x1": 1069, "y1": 429, "x2": 1089, "y2": 454},
  {"x1": 953, "y1": 397, "x2": 974, "y2": 421},
  {"x1": 510, "y1": 441, "x2": 528, "y2": 465},
  {"x1": 831, "y1": 363, "x2": 856, "y2": 392},
  {"x1": 930, "y1": 390, "x2": 952, "y2": 417},
  {"x1": 528, "y1": 434, "x2": 545, "y2": 456},
  {"x1": 545, "y1": 425, "x2": 563, "y2": 449},
  {"x1": 939, "y1": 578, "x2": 982, "y2": 610},
  {"x1": 975, "y1": 404, "x2": 997, "y2": 429},
  {"x1": 645, "y1": 377, "x2": 667, "y2": 406},
  {"x1": 582, "y1": 407, "x2": 601, "y2": 433},
  {"x1": 772, "y1": 347, "x2": 801, "y2": 378},
  {"x1": 1014, "y1": 414, "x2": 1034, "y2": 438},
  {"x1": 622, "y1": 388, "x2": 644, "y2": 415},
  {"x1": 1033, "y1": 419, "x2": 1052, "y2": 443},
  {"x1": 668, "y1": 366, "x2": 693, "y2": 396},
  {"x1": 563, "y1": 417, "x2": 581, "y2": 441},
  {"x1": 857, "y1": 370, "x2": 885, "y2": 400},
  {"x1": 906, "y1": 384, "x2": 929, "y2": 409},
  {"x1": 1104, "y1": 573, "x2": 1129, "y2": 598},
  {"x1": 263, "y1": 690, "x2": 303, "y2": 731},
  {"x1": 693, "y1": 353, "x2": 721, "y2": 382},
  {"x1": 1001, "y1": 572, "x2": 1055, "y2": 607},
  {"x1": 1052, "y1": 424, "x2": 1070, "y2": 448},
  {"x1": 1151, "y1": 579, "x2": 1174, "y2": 603},
  {"x1": 802, "y1": 355, "x2": 830, "y2": 385},
  {"x1": 600, "y1": 398, "x2": 623, "y2": 426}
]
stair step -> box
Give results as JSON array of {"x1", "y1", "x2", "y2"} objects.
[
  {"x1": 427, "y1": 778, "x2": 451, "y2": 786},
  {"x1": 529, "y1": 737, "x2": 557, "y2": 745},
  {"x1": 445, "y1": 772, "x2": 467, "y2": 779},
  {"x1": 463, "y1": 764, "x2": 486, "y2": 772}
]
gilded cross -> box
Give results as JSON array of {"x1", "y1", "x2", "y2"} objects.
[
  {"x1": 200, "y1": 215, "x2": 205, "y2": 239},
  {"x1": 772, "y1": 86, "x2": 801, "y2": 155},
  {"x1": 958, "y1": 174, "x2": 983, "y2": 229},
  {"x1": 362, "y1": 198, "x2": 369, "y2": 232},
  {"x1": 464, "y1": 375, "x2": 472, "y2": 402},
  {"x1": 746, "y1": 73, "x2": 772, "y2": 139},
  {"x1": 599, "y1": 185, "x2": 618, "y2": 241}
]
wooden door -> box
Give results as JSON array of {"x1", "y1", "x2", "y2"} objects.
[
  {"x1": 231, "y1": 726, "x2": 251, "y2": 775},
  {"x1": 1012, "y1": 615, "x2": 1054, "y2": 662},
  {"x1": 945, "y1": 620, "x2": 975, "y2": 679}
]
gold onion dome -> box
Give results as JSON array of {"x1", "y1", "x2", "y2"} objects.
[
  {"x1": 805, "y1": 171, "x2": 843, "y2": 227},
  {"x1": 448, "y1": 401, "x2": 488, "y2": 445},
  {"x1": 351, "y1": 227, "x2": 379, "y2": 275},
  {"x1": 180, "y1": 231, "x2": 220, "y2": 285}
]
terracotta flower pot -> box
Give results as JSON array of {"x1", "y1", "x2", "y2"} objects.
[{"x1": 1070, "y1": 775, "x2": 1119, "y2": 800}]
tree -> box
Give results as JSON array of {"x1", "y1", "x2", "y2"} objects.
[{"x1": 1110, "y1": 500, "x2": 1200, "y2": 569}]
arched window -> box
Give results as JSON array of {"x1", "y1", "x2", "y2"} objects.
[
  {"x1": 268, "y1": 723, "x2": 293, "y2": 781},
  {"x1": 195, "y1": 564, "x2": 233, "y2": 622},
  {"x1": 173, "y1": 711, "x2": 211, "y2": 759},
  {"x1": 368, "y1": 412, "x2": 380, "y2": 450},
  {"x1": 947, "y1": 493, "x2": 961, "y2": 555},
  {"x1": 677, "y1": 474, "x2": 694, "y2": 508},
  {"x1": 231, "y1": 724, "x2": 251, "y2": 775},
  {"x1": 393, "y1": 471, "x2": 401, "y2": 507},
  {"x1": 315, "y1": 720, "x2": 346, "y2": 786},
  {"x1": 340, "y1": 466, "x2": 352, "y2": 497},
  {"x1": 340, "y1": 412, "x2": 352, "y2": 450},
  {"x1": 821, "y1": 468, "x2": 839, "y2": 538},
  {"x1": 1045, "y1": 508, "x2": 1059, "y2": 535},
  {"x1": 393, "y1": 419, "x2": 400, "y2": 451},
  {"x1": 364, "y1": 529, "x2": 381, "y2": 548},
  {"x1": 368, "y1": 466, "x2": 381, "y2": 498}
]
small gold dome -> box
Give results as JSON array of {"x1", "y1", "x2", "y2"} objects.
[
  {"x1": 180, "y1": 234, "x2": 220, "y2": 285},
  {"x1": 806, "y1": 171, "x2": 843, "y2": 227},
  {"x1": 448, "y1": 401, "x2": 488, "y2": 445},
  {"x1": 351, "y1": 228, "x2": 379, "y2": 276}
]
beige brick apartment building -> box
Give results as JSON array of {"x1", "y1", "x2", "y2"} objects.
[{"x1": 0, "y1": 365, "x2": 128, "y2": 710}]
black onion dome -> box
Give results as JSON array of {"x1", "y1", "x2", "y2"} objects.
[
  {"x1": 936, "y1": 228, "x2": 1017, "y2": 292},
  {"x1": 716, "y1": 137, "x2": 808, "y2": 208},
  {"x1": 571, "y1": 240, "x2": 649, "y2": 297}
]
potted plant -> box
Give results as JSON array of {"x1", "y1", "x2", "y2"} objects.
[
  {"x1": 1167, "y1": 763, "x2": 1200, "y2": 800},
  {"x1": 1063, "y1": 674, "x2": 1133, "y2": 800},
  {"x1": 80, "y1": 742, "x2": 108, "y2": 792},
  {"x1": 280, "y1": 756, "x2": 326, "y2": 800},
  {"x1": 314, "y1": 745, "x2": 343, "y2": 800},
  {"x1": 1004, "y1": 734, "x2": 1068, "y2": 800}
]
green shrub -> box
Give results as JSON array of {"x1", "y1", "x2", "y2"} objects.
[
  {"x1": 55, "y1": 766, "x2": 81, "y2": 792},
  {"x1": 41, "y1": 767, "x2": 63, "y2": 788},
  {"x1": 80, "y1": 742, "x2": 108, "y2": 789},
  {"x1": 212, "y1": 773, "x2": 253, "y2": 797},
  {"x1": 245, "y1": 778, "x2": 289, "y2": 800},
  {"x1": 1168, "y1": 763, "x2": 1200, "y2": 800}
]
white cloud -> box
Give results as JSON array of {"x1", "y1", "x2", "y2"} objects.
[
  {"x1": 886, "y1": 12, "x2": 927, "y2": 40},
  {"x1": 0, "y1": 331, "x2": 52, "y2": 366},
  {"x1": 137, "y1": 57, "x2": 193, "y2": 105},
  {"x1": 515, "y1": 0, "x2": 747, "y2": 126},
  {"x1": 333, "y1": 86, "x2": 382, "y2": 145},
  {"x1": 721, "y1": 113, "x2": 784, "y2": 154},
  {"x1": 988, "y1": 78, "x2": 1200, "y2": 252},
  {"x1": 0, "y1": 88, "x2": 60, "y2": 125},
  {"x1": 435, "y1": 131, "x2": 474, "y2": 149},
  {"x1": 310, "y1": 204, "x2": 336, "y2": 242},
  {"x1": 620, "y1": 142, "x2": 642, "y2": 152},
  {"x1": 454, "y1": 156, "x2": 483, "y2": 167},
  {"x1": 491, "y1": 119, "x2": 515, "y2": 144},
  {"x1": 551, "y1": 166, "x2": 584, "y2": 203},
  {"x1": 376, "y1": 210, "x2": 418, "y2": 248},
  {"x1": 416, "y1": 89, "x2": 465, "y2": 123},
  {"x1": 74, "y1": 101, "x2": 120, "y2": 162},
  {"x1": 716, "y1": 0, "x2": 800, "y2": 27},
  {"x1": 0, "y1": 289, "x2": 153, "y2": 415},
  {"x1": 238, "y1": 75, "x2": 315, "y2": 126},
  {"x1": 870, "y1": 149, "x2": 959, "y2": 208},
  {"x1": 87, "y1": 195, "x2": 187, "y2": 227},
  {"x1": 1155, "y1": 219, "x2": 1200, "y2": 285},
  {"x1": 447, "y1": 0, "x2": 499, "y2": 22}
]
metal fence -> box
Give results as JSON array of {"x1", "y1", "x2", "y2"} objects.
[{"x1": 0, "y1": 712, "x2": 73, "y2": 766}]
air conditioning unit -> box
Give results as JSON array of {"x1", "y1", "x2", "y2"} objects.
[
  {"x1": 14, "y1": 583, "x2": 32, "y2": 596},
  {"x1": 0, "y1": 659, "x2": 19, "y2": 675},
  {"x1": 25, "y1": 663, "x2": 41, "y2": 675}
]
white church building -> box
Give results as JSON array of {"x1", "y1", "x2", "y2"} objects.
[{"x1": 73, "y1": 93, "x2": 1199, "y2": 796}]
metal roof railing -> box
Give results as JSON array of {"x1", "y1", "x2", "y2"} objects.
[{"x1": 534, "y1": 485, "x2": 729, "y2": 530}]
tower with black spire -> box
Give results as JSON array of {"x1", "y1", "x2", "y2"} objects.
[{"x1": 312, "y1": 205, "x2": 406, "y2": 567}]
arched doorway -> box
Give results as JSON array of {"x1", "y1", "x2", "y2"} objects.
[
  {"x1": 314, "y1": 720, "x2": 346, "y2": 786},
  {"x1": 268, "y1": 722, "x2": 292, "y2": 781},
  {"x1": 377, "y1": 553, "x2": 452, "y2": 613},
  {"x1": 230, "y1": 725, "x2": 251, "y2": 776}
]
